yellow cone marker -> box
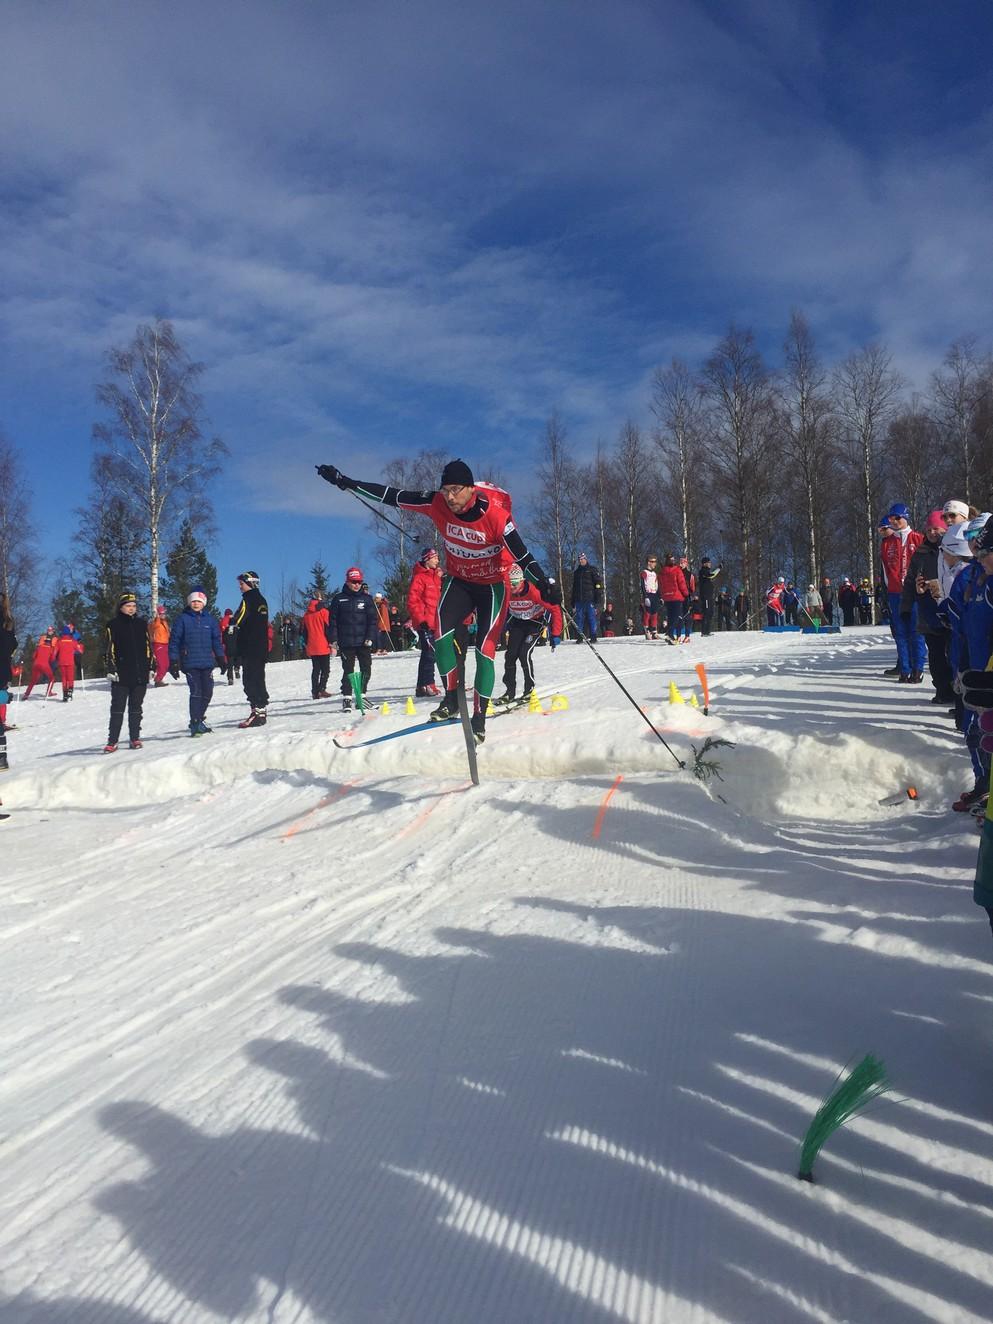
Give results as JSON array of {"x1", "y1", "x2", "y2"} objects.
[
  {"x1": 528, "y1": 691, "x2": 543, "y2": 713},
  {"x1": 689, "y1": 693, "x2": 699, "y2": 709},
  {"x1": 405, "y1": 697, "x2": 416, "y2": 715},
  {"x1": 486, "y1": 699, "x2": 496, "y2": 716},
  {"x1": 380, "y1": 701, "x2": 391, "y2": 716},
  {"x1": 550, "y1": 693, "x2": 569, "y2": 711},
  {"x1": 668, "y1": 680, "x2": 685, "y2": 705}
]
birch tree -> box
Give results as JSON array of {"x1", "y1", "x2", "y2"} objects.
[
  {"x1": 930, "y1": 337, "x2": 991, "y2": 505},
  {"x1": 93, "y1": 320, "x2": 226, "y2": 614},
  {"x1": 777, "y1": 311, "x2": 836, "y2": 584},
  {"x1": 834, "y1": 343, "x2": 903, "y2": 614},
  {"x1": 701, "y1": 327, "x2": 775, "y2": 608},
  {"x1": 532, "y1": 414, "x2": 576, "y2": 588},
  {"x1": 0, "y1": 433, "x2": 37, "y2": 620},
  {"x1": 651, "y1": 359, "x2": 701, "y2": 563}
]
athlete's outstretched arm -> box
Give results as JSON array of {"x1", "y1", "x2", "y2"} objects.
[
  {"x1": 503, "y1": 524, "x2": 549, "y2": 595},
  {"x1": 316, "y1": 465, "x2": 434, "y2": 512}
]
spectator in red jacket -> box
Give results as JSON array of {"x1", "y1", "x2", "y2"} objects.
[
  {"x1": 407, "y1": 547, "x2": 443, "y2": 695},
  {"x1": 882, "y1": 502, "x2": 926, "y2": 681},
  {"x1": 659, "y1": 553, "x2": 688, "y2": 643},
  {"x1": 54, "y1": 627, "x2": 84, "y2": 701},
  {"x1": 24, "y1": 627, "x2": 58, "y2": 698},
  {"x1": 301, "y1": 598, "x2": 333, "y2": 699}
]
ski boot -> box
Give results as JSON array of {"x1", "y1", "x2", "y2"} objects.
[
  {"x1": 103, "y1": 743, "x2": 118, "y2": 754},
  {"x1": 0, "y1": 752, "x2": 8, "y2": 770},
  {"x1": 238, "y1": 708, "x2": 267, "y2": 728},
  {"x1": 494, "y1": 691, "x2": 517, "y2": 707},
  {"x1": 129, "y1": 739, "x2": 143, "y2": 749},
  {"x1": 470, "y1": 713, "x2": 486, "y2": 744},
  {"x1": 430, "y1": 693, "x2": 459, "y2": 722}
]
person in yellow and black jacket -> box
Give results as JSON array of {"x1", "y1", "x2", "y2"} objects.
[
  {"x1": 103, "y1": 592, "x2": 153, "y2": 753},
  {"x1": 230, "y1": 571, "x2": 270, "y2": 727}
]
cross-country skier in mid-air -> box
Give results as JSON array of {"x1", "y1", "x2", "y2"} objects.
[{"x1": 316, "y1": 458, "x2": 550, "y2": 744}]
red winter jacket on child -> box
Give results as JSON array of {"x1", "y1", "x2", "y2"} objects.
[
  {"x1": 659, "y1": 565, "x2": 688, "y2": 603},
  {"x1": 407, "y1": 563, "x2": 443, "y2": 630}
]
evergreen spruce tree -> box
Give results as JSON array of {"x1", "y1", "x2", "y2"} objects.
[
  {"x1": 295, "y1": 560, "x2": 333, "y2": 609},
  {"x1": 161, "y1": 518, "x2": 218, "y2": 615}
]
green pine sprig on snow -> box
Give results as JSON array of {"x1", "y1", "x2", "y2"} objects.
[
  {"x1": 691, "y1": 736, "x2": 735, "y2": 782},
  {"x1": 797, "y1": 1054, "x2": 890, "y2": 1182}
]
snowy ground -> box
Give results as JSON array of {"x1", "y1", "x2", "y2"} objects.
[{"x1": 1, "y1": 627, "x2": 991, "y2": 1323}]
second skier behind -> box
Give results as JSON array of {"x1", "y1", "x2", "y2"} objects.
[{"x1": 496, "y1": 564, "x2": 557, "y2": 706}]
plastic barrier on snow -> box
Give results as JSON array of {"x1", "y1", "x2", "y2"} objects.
[
  {"x1": 801, "y1": 625, "x2": 842, "y2": 634},
  {"x1": 762, "y1": 625, "x2": 803, "y2": 633}
]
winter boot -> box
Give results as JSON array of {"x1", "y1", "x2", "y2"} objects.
[
  {"x1": 342, "y1": 696, "x2": 353, "y2": 712},
  {"x1": 898, "y1": 674, "x2": 911, "y2": 683},
  {"x1": 0, "y1": 751, "x2": 8, "y2": 770},
  {"x1": 430, "y1": 692, "x2": 459, "y2": 722},
  {"x1": 883, "y1": 666, "x2": 901, "y2": 677},
  {"x1": 909, "y1": 671, "x2": 924, "y2": 684},
  {"x1": 470, "y1": 713, "x2": 486, "y2": 744},
  {"x1": 953, "y1": 781, "x2": 989, "y2": 812}
]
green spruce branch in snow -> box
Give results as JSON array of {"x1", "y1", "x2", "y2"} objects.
[
  {"x1": 691, "y1": 737, "x2": 735, "y2": 782},
  {"x1": 798, "y1": 1054, "x2": 891, "y2": 1182}
]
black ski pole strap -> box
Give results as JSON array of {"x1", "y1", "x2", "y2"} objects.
[{"x1": 561, "y1": 606, "x2": 685, "y2": 770}]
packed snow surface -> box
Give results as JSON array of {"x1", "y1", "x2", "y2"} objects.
[{"x1": 1, "y1": 628, "x2": 990, "y2": 1323}]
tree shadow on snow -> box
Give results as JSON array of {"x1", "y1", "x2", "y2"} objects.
[{"x1": 93, "y1": 907, "x2": 993, "y2": 1323}]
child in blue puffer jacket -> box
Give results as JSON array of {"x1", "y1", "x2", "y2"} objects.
[{"x1": 169, "y1": 589, "x2": 225, "y2": 735}]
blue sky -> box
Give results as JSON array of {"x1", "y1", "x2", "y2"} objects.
[{"x1": 3, "y1": 0, "x2": 993, "y2": 611}]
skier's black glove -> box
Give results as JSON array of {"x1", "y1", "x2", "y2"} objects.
[
  {"x1": 316, "y1": 464, "x2": 351, "y2": 490},
  {"x1": 169, "y1": 663, "x2": 181, "y2": 680},
  {"x1": 962, "y1": 669, "x2": 993, "y2": 711},
  {"x1": 528, "y1": 563, "x2": 551, "y2": 598}
]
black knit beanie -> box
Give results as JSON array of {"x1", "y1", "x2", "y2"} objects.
[{"x1": 440, "y1": 459, "x2": 474, "y2": 487}]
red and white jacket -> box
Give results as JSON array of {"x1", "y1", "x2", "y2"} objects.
[
  {"x1": 507, "y1": 580, "x2": 560, "y2": 634},
  {"x1": 880, "y1": 527, "x2": 923, "y2": 593}
]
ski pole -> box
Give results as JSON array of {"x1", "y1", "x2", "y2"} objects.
[{"x1": 561, "y1": 605, "x2": 685, "y2": 770}]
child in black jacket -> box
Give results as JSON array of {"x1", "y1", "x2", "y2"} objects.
[{"x1": 328, "y1": 567, "x2": 377, "y2": 711}]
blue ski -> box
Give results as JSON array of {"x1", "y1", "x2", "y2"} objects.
[{"x1": 333, "y1": 718, "x2": 455, "y2": 750}]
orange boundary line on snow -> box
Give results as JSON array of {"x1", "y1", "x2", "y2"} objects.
[
  {"x1": 282, "y1": 779, "x2": 360, "y2": 840},
  {"x1": 592, "y1": 774, "x2": 624, "y2": 839}
]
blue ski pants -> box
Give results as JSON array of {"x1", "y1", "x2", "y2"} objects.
[{"x1": 888, "y1": 592, "x2": 927, "y2": 675}]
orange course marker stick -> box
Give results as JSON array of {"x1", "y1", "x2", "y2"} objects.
[
  {"x1": 695, "y1": 662, "x2": 711, "y2": 715},
  {"x1": 592, "y1": 774, "x2": 624, "y2": 840}
]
